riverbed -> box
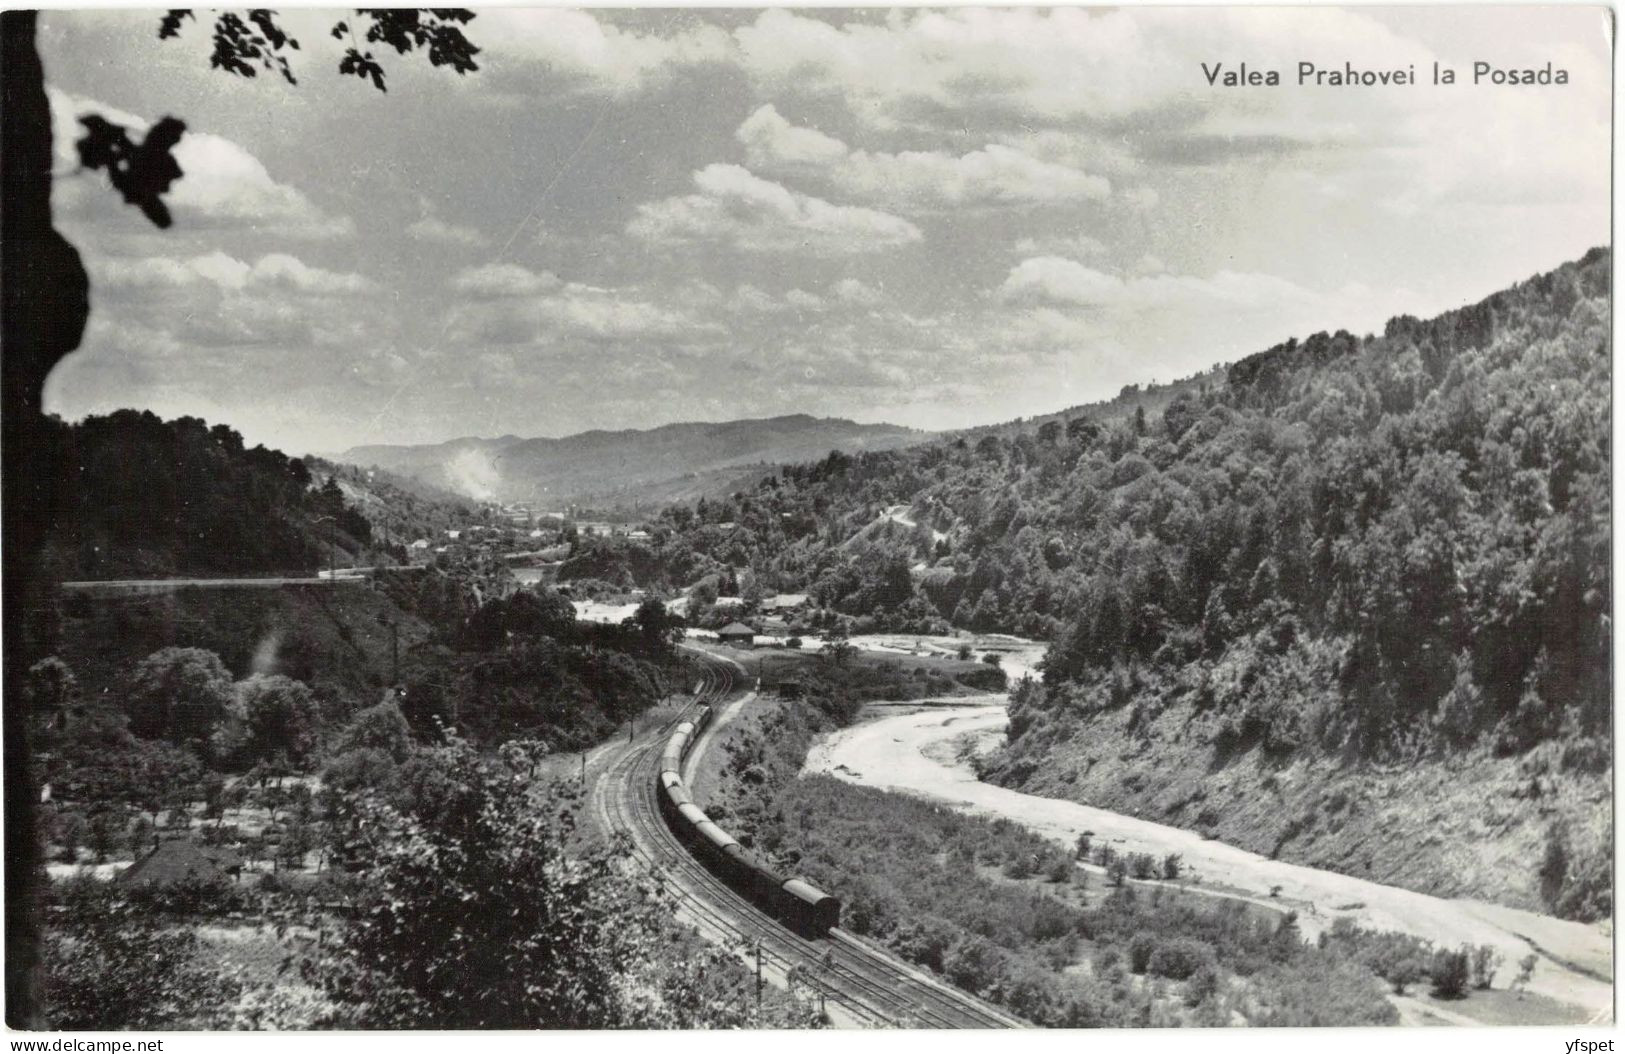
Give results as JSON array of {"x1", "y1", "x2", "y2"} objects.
[{"x1": 800, "y1": 637, "x2": 1612, "y2": 1023}]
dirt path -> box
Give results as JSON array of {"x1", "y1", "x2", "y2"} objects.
[{"x1": 802, "y1": 700, "x2": 1613, "y2": 1022}]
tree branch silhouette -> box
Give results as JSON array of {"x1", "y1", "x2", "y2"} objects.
[{"x1": 0, "y1": 9, "x2": 479, "y2": 1025}]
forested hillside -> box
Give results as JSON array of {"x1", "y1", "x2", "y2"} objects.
[
  {"x1": 35, "y1": 411, "x2": 380, "y2": 580},
  {"x1": 304, "y1": 457, "x2": 479, "y2": 551},
  {"x1": 594, "y1": 249, "x2": 1611, "y2": 916}
]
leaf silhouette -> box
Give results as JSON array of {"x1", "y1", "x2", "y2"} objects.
[{"x1": 76, "y1": 114, "x2": 187, "y2": 229}]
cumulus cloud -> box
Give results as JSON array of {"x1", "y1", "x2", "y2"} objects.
[
  {"x1": 477, "y1": 8, "x2": 731, "y2": 95},
  {"x1": 49, "y1": 89, "x2": 351, "y2": 239},
  {"x1": 998, "y1": 256, "x2": 1317, "y2": 312},
  {"x1": 452, "y1": 263, "x2": 561, "y2": 298},
  {"x1": 833, "y1": 278, "x2": 884, "y2": 306},
  {"x1": 94, "y1": 251, "x2": 370, "y2": 296},
  {"x1": 737, "y1": 105, "x2": 1109, "y2": 209},
  {"x1": 407, "y1": 215, "x2": 488, "y2": 248},
  {"x1": 1013, "y1": 233, "x2": 1107, "y2": 259},
  {"x1": 448, "y1": 278, "x2": 717, "y2": 345},
  {"x1": 628, "y1": 163, "x2": 921, "y2": 255}
]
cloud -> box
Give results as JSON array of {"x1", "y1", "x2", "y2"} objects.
[
  {"x1": 731, "y1": 8, "x2": 1423, "y2": 129},
  {"x1": 737, "y1": 104, "x2": 1109, "y2": 209},
  {"x1": 94, "y1": 251, "x2": 370, "y2": 296},
  {"x1": 998, "y1": 256, "x2": 1317, "y2": 313},
  {"x1": 477, "y1": 9, "x2": 731, "y2": 95},
  {"x1": 628, "y1": 163, "x2": 922, "y2": 255},
  {"x1": 49, "y1": 89, "x2": 351, "y2": 239},
  {"x1": 448, "y1": 278, "x2": 717, "y2": 344},
  {"x1": 407, "y1": 215, "x2": 488, "y2": 248},
  {"x1": 1122, "y1": 187, "x2": 1160, "y2": 211},
  {"x1": 452, "y1": 263, "x2": 561, "y2": 298},
  {"x1": 1013, "y1": 233, "x2": 1107, "y2": 259},
  {"x1": 833, "y1": 278, "x2": 884, "y2": 306}
]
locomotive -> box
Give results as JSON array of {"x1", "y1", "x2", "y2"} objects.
[{"x1": 656, "y1": 707, "x2": 841, "y2": 935}]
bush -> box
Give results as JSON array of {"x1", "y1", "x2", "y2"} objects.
[
  {"x1": 1075, "y1": 833, "x2": 1092, "y2": 859},
  {"x1": 1185, "y1": 964, "x2": 1220, "y2": 1007},
  {"x1": 1429, "y1": 947, "x2": 1470, "y2": 999},
  {"x1": 1471, "y1": 945, "x2": 1501, "y2": 990},
  {"x1": 1129, "y1": 852, "x2": 1157, "y2": 880},
  {"x1": 1148, "y1": 938, "x2": 1217, "y2": 981},
  {"x1": 1002, "y1": 852, "x2": 1035, "y2": 880},
  {"x1": 1162, "y1": 853, "x2": 1182, "y2": 880},
  {"x1": 1127, "y1": 933, "x2": 1156, "y2": 974},
  {"x1": 1106, "y1": 857, "x2": 1128, "y2": 887}
]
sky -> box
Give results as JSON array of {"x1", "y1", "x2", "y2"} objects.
[{"x1": 37, "y1": 5, "x2": 1612, "y2": 456}]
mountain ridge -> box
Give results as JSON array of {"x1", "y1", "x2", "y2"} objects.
[{"x1": 339, "y1": 413, "x2": 932, "y2": 505}]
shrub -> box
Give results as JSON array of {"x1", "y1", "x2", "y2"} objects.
[
  {"x1": 1185, "y1": 964, "x2": 1220, "y2": 1007},
  {"x1": 1046, "y1": 856, "x2": 1074, "y2": 884},
  {"x1": 1428, "y1": 946, "x2": 1470, "y2": 999},
  {"x1": 1127, "y1": 933, "x2": 1156, "y2": 974},
  {"x1": 1129, "y1": 853, "x2": 1157, "y2": 880},
  {"x1": 1106, "y1": 857, "x2": 1128, "y2": 887},
  {"x1": 1538, "y1": 826, "x2": 1569, "y2": 909},
  {"x1": 1148, "y1": 938, "x2": 1217, "y2": 981},
  {"x1": 1002, "y1": 852, "x2": 1035, "y2": 880},
  {"x1": 1162, "y1": 853, "x2": 1182, "y2": 880},
  {"x1": 1470, "y1": 945, "x2": 1501, "y2": 990},
  {"x1": 1510, "y1": 954, "x2": 1537, "y2": 995},
  {"x1": 1075, "y1": 833, "x2": 1092, "y2": 859}
]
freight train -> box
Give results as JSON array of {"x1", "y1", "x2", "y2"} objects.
[{"x1": 656, "y1": 706, "x2": 841, "y2": 935}]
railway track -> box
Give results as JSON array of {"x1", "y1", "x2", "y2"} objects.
[{"x1": 589, "y1": 654, "x2": 1023, "y2": 1029}]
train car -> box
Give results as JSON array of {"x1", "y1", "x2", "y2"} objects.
[
  {"x1": 781, "y1": 878, "x2": 842, "y2": 935},
  {"x1": 654, "y1": 702, "x2": 841, "y2": 934}
]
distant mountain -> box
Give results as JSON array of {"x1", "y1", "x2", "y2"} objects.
[{"x1": 339, "y1": 414, "x2": 930, "y2": 506}]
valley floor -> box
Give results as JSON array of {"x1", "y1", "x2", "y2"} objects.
[{"x1": 802, "y1": 698, "x2": 1614, "y2": 1025}]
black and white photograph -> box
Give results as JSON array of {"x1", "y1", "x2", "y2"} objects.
[{"x1": 0, "y1": 3, "x2": 1613, "y2": 1038}]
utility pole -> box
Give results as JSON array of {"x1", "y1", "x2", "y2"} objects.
[
  {"x1": 314, "y1": 514, "x2": 336, "y2": 579},
  {"x1": 375, "y1": 614, "x2": 399, "y2": 683},
  {"x1": 754, "y1": 938, "x2": 763, "y2": 1011}
]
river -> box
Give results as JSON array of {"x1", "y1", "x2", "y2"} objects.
[{"x1": 799, "y1": 633, "x2": 1612, "y2": 1023}]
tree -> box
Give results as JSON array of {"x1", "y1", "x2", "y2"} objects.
[
  {"x1": 25, "y1": 657, "x2": 77, "y2": 731},
  {"x1": 1538, "y1": 825, "x2": 1571, "y2": 910},
  {"x1": 1428, "y1": 946, "x2": 1470, "y2": 999},
  {"x1": 2, "y1": 11, "x2": 481, "y2": 1022},
  {"x1": 319, "y1": 734, "x2": 804, "y2": 1027},
  {"x1": 627, "y1": 596, "x2": 683, "y2": 659},
  {"x1": 125, "y1": 647, "x2": 234, "y2": 743},
  {"x1": 821, "y1": 630, "x2": 857, "y2": 668},
  {"x1": 1510, "y1": 953, "x2": 1537, "y2": 998},
  {"x1": 236, "y1": 674, "x2": 321, "y2": 767},
  {"x1": 44, "y1": 878, "x2": 239, "y2": 1029},
  {"x1": 336, "y1": 699, "x2": 414, "y2": 762}
]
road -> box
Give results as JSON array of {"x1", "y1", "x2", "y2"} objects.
[
  {"x1": 60, "y1": 576, "x2": 362, "y2": 596},
  {"x1": 587, "y1": 652, "x2": 1025, "y2": 1029}
]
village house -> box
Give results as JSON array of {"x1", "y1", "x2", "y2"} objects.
[{"x1": 716, "y1": 622, "x2": 756, "y2": 647}]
